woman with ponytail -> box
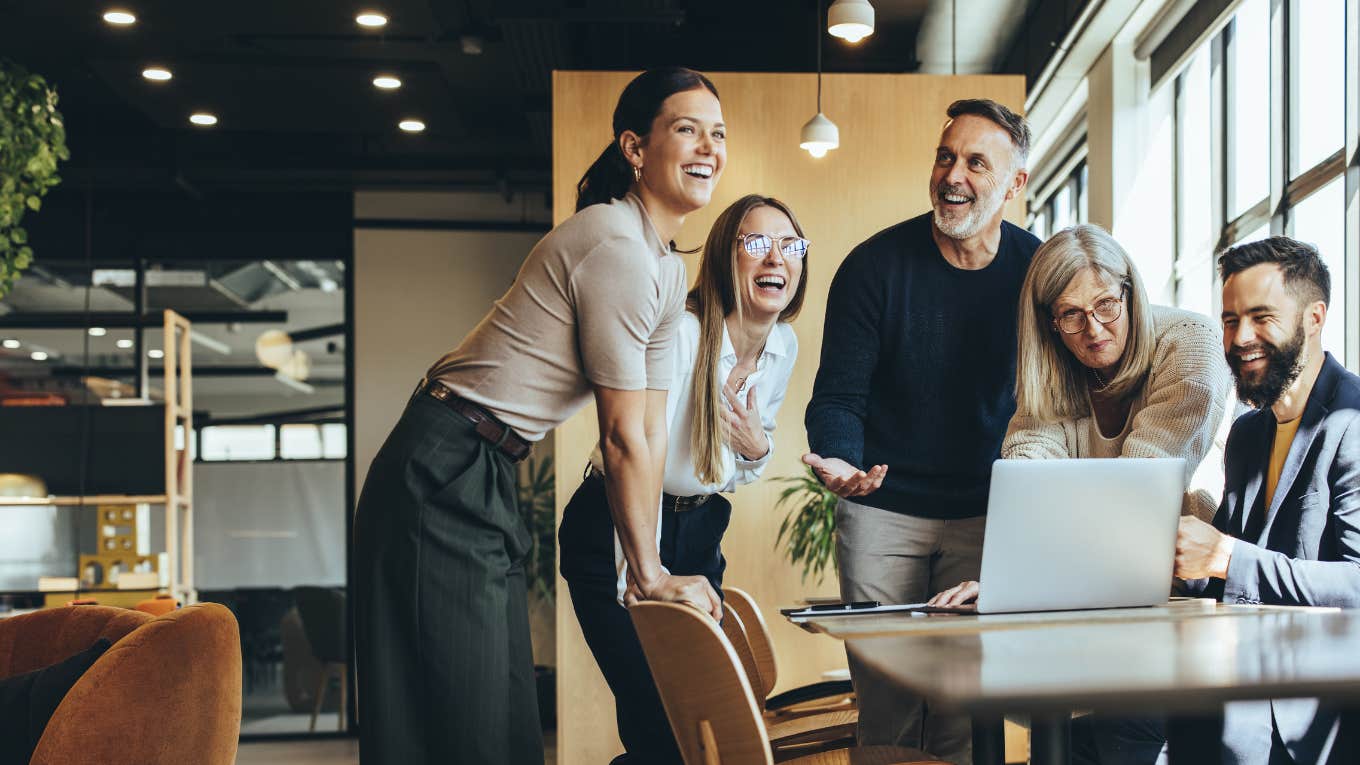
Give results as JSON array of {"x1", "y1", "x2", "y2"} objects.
[
  {"x1": 560, "y1": 194, "x2": 810, "y2": 764},
  {"x1": 353, "y1": 67, "x2": 725, "y2": 765}
]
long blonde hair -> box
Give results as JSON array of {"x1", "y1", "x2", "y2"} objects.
[
  {"x1": 687, "y1": 195, "x2": 808, "y2": 484},
  {"x1": 1015, "y1": 224, "x2": 1156, "y2": 422}
]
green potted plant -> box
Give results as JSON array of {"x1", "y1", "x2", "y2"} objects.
[
  {"x1": 516, "y1": 454, "x2": 556, "y2": 604},
  {"x1": 774, "y1": 466, "x2": 840, "y2": 584},
  {"x1": 0, "y1": 58, "x2": 68, "y2": 298},
  {"x1": 515, "y1": 453, "x2": 557, "y2": 729}
]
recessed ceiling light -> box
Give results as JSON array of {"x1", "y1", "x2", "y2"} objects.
[
  {"x1": 372, "y1": 75, "x2": 402, "y2": 90},
  {"x1": 88, "y1": 327, "x2": 107, "y2": 337},
  {"x1": 103, "y1": 9, "x2": 136, "y2": 25},
  {"x1": 2, "y1": 339, "x2": 20, "y2": 349},
  {"x1": 189, "y1": 112, "x2": 218, "y2": 126},
  {"x1": 355, "y1": 11, "x2": 388, "y2": 27},
  {"x1": 30, "y1": 351, "x2": 49, "y2": 361},
  {"x1": 399, "y1": 119, "x2": 426, "y2": 133},
  {"x1": 116, "y1": 339, "x2": 135, "y2": 349},
  {"x1": 142, "y1": 67, "x2": 172, "y2": 82},
  {"x1": 148, "y1": 349, "x2": 165, "y2": 359}
]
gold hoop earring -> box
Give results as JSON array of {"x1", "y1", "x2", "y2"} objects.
[{"x1": 633, "y1": 165, "x2": 642, "y2": 183}]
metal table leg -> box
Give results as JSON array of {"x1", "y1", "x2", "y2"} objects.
[
  {"x1": 972, "y1": 714, "x2": 1006, "y2": 765},
  {"x1": 1166, "y1": 712, "x2": 1223, "y2": 765},
  {"x1": 1030, "y1": 713, "x2": 1072, "y2": 765}
]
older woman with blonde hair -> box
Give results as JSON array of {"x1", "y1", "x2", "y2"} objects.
[
  {"x1": 934, "y1": 224, "x2": 1231, "y2": 608},
  {"x1": 930, "y1": 223, "x2": 1232, "y2": 764}
]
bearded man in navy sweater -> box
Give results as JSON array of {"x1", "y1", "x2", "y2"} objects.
[{"x1": 804, "y1": 98, "x2": 1041, "y2": 764}]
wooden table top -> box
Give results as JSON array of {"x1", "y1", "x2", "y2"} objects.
[{"x1": 791, "y1": 601, "x2": 1360, "y2": 715}]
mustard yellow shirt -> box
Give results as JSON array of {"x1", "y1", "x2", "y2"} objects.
[{"x1": 1266, "y1": 416, "x2": 1303, "y2": 506}]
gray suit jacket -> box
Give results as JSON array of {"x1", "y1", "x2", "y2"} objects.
[{"x1": 1187, "y1": 352, "x2": 1360, "y2": 763}]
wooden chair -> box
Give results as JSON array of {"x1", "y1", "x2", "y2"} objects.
[
  {"x1": 630, "y1": 601, "x2": 948, "y2": 765},
  {"x1": 724, "y1": 587, "x2": 856, "y2": 718},
  {"x1": 720, "y1": 603, "x2": 857, "y2": 755},
  {"x1": 292, "y1": 586, "x2": 348, "y2": 732}
]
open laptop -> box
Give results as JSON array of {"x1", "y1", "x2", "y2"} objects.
[{"x1": 972, "y1": 457, "x2": 1184, "y2": 614}]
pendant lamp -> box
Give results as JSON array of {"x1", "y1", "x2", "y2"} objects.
[
  {"x1": 800, "y1": 0, "x2": 840, "y2": 158},
  {"x1": 828, "y1": 0, "x2": 874, "y2": 44}
]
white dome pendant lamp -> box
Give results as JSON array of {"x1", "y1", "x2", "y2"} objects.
[
  {"x1": 800, "y1": 0, "x2": 840, "y2": 159},
  {"x1": 828, "y1": 0, "x2": 874, "y2": 44}
]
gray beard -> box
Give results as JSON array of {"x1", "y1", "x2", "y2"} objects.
[{"x1": 932, "y1": 185, "x2": 1007, "y2": 240}]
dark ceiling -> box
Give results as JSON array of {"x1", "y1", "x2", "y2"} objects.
[{"x1": 0, "y1": 0, "x2": 963, "y2": 197}]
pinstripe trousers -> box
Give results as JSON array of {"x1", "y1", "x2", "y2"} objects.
[{"x1": 354, "y1": 394, "x2": 542, "y2": 764}]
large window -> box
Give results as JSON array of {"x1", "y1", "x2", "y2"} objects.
[
  {"x1": 1029, "y1": 158, "x2": 1088, "y2": 241},
  {"x1": 1171, "y1": 0, "x2": 1357, "y2": 364}
]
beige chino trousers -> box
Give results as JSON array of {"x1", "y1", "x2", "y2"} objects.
[{"x1": 836, "y1": 498, "x2": 987, "y2": 765}]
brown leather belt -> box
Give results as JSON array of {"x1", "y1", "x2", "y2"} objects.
[
  {"x1": 586, "y1": 466, "x2": 712, "y2": 513},
  {"x1": 418, "y1": 380, "x2": 531, "y2": 463}
]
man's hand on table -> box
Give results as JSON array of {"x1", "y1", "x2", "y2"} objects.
[
  {"x1": 1174, "y1": 516, "x2": 1235, "y2": 580},
  {"x1": 927, "y1": 580, "x2": 979, "y2": 608},
  {"x1": 802, "y1": 453, "x2": 887, "y2": 498}
]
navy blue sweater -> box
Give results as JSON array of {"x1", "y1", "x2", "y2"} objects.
[{"x1": 805, "y1": 213, "x2": 1041, "y2": 519}]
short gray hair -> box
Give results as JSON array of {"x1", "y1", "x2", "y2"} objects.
[{"x1": 946, "y1": 98, "x2": 1030, "y2": 170}]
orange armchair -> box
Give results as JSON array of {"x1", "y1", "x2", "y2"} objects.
[{"x1": 0, "y1": 604, "x2": 243, "y2": 765}]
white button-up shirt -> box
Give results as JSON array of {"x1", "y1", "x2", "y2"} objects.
[
  {"x1": 660, "y1": 311, "x2": 797, "y2": 496},
  {"x1": 601, "y1": 311, "x2": 799, "y2": 602}
]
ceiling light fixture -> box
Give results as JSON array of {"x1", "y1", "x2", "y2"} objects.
[
  {"x1": 88, "y1": 327, "x2": 107, "y2": 337},
  {"x1": 30, "y1": 351, "x2": 49, "y2": 361},
  {"x1": 189, "y1": 112, "x2": 218, "y2": 126},
  {"x1": 355, "y1": 11, "x2": 388, "y2": 28},
  {"x1": 116, "y1": 339, "x2": 134, "y2": 349},
  {"x1": 142, "y1": 67, "x2": 173, "y2": 82},
  {"x1": 2, "y1": 339, "x2": 19, "y2": 349},
  {"x1": 372, "y1": 74, "x2": 402, "y2": 90},
  {"x1": 102, "y1": 9, "x2": 136, "y2": 25},
  {"x1": 398, "y1": 119, "x2": 426, "y2": 133},
  {"x1": 828, "y1": 0, "x2": 874, "y2": 44},
  {"x1": 801, "y1": 1, "x2": 840, "y2": 159},
  {"x1": 148, "y1": 349, "x2": 164, "y2": 359}
]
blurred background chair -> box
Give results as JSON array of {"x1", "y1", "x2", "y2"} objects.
[
  {"x1": 291, "y1": 585, "x2": 347, "y2": 732},
  {"x1": 0, "y1": 603, "x2": 242, "y2": 765}
]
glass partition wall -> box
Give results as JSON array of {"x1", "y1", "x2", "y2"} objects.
[{"x1": 0, "y1": 254, "x2": 352, "y2": 738}]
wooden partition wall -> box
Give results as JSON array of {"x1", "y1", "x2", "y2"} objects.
[{"x1": 552, "y1": 70, "x2": 1026, "y2": 764}]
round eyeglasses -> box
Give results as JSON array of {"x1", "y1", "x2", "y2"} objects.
[
  {"x1": 736, "y1": 232, "x2": 810, "y2": 260},
  {"x1": 1052, "y1": 294, "x2": 1125, "y2": 334}
]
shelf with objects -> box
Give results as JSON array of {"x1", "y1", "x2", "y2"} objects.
[{"x1": 0, "y1": 310, "x2": 195, "y2": 609}]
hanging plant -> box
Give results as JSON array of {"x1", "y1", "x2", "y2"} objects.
[
  {"x1": 0, "y1": 58, "x2": 68, "y2": 298},
  {"x1": 774, "y1": 466, "x2": 840, "y2": 585}
]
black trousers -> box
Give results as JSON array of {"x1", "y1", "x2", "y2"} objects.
[
  {"x1": 559, "y1": 473, "x2": 732, "y2": 765},
  {"x1": 353, "y1": 394, "x2": 543, "y2": 765}
]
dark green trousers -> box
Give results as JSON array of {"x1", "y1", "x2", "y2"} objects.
[{"x1": 354, "y1": 393, "x2": 543, "y2": 764}]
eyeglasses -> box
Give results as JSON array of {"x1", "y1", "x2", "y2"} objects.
[
  {"x1": 735, "y1": 232, "x2": 810, "y2": 260},
  {"x1": 1052, "y1": 293, "x2": 1125, "y2": 334}
]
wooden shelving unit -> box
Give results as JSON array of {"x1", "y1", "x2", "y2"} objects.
[{"x1": 3, "y1": 310, "x2": 196, "y2": 605}]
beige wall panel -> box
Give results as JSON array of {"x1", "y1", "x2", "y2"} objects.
[{"x1": 553, "y1": 70, "x2": 1025, "y2": 764}]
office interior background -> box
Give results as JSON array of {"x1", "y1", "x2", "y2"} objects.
[{"x1": 0, "y1": 0, "x2": 1356, "y2": 762}]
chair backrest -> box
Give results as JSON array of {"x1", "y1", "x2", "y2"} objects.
[
  {"x1": 631, "y1": 602, "x2": 772, "y2": 765},
  {"x1": 0, "y1": 605, "x2": 150, "y2": 678},
  {"x1": 292, "y1": 586, "x2": 346, "y2": 663},
  {"x1": 723, "y1": 587, "x2": 778, "y2": 698},
  {"x1": 31, "y1": 602, "x2": 243, "y2": 765},
  {"x1": 719, "y1": 602, "x2": 765, "y2": 706}
]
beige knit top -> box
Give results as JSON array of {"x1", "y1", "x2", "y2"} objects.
[{"x1": 1002, "y1": 305, "x2": 1233, "y2": 520}]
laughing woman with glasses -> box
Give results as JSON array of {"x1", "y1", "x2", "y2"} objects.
[
  {"x1": 929, "y1": 223, "x2": 1232, "y2": 765},
  {"x1": 559, "y1": 194, "x2": 808, "y2": 765}
]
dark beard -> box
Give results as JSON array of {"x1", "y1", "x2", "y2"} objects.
[{"x1": 1227, "y1": 322, "x2": 1306, "y2": 409}]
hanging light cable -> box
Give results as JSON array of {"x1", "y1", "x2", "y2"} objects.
[{"x1": 800, "y1": 0, "x2": 840, "y2": 159}]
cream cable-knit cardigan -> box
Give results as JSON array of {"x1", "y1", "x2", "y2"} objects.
[{"x1": 1002, "y1": 305, "x2": 1234, "y2": 521}]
